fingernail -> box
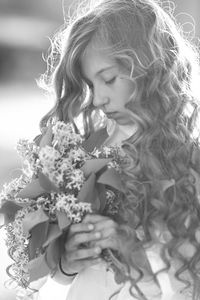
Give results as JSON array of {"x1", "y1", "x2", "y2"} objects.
[
  {"x1": 95, "y1": 247, "x2": 101, "y2": 254},
  {"x1": 88, "y1": 224, "x2": 94, "y2": 230},
  {"x1": 95, "y1": 232, "x2": 101, "y2": 238},
  {"x1": 97, "y1": 258, "x2": 102, "y2": 263}
]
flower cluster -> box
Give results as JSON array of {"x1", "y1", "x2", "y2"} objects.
[
  {"x1": 16, "y1": 122, "x2": 93, "y2": 223},
  {"x1": 0, "y1": 121, "x2": 124, "y2": 293}
]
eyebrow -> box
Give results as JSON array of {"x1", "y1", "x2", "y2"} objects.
[
  {"x1": 96, "y1": 65, "x2": 116, "y2": 76},
  {"x1": 82, "y1": 65, "x2": 116, "y2": 85}
]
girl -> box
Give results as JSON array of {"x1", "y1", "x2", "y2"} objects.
[{"x1": 39, "y1": 0, "x2": 200, "y2": 299}]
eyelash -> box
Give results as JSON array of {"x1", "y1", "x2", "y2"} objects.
[
  {"x1": 105, "y1": 77, "x2": 116, "y2": 85},
  {"x1": 87, "y1": 76, "x2": 116, "y2": 91}
]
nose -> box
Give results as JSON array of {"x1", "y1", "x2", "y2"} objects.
[{"x1": 92, "y1": 87, "x2": 109, "y2": 108}]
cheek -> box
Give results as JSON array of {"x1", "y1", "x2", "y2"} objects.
[
  {"x1": 119, "y1": 86, "x2": 134, "y2": 107},
  {"x1": 118, "y1": 79, "x2": 135, "y2": 104},
  {"x1": 126, "y1": 81, "x2": 135, "y2": 99}
]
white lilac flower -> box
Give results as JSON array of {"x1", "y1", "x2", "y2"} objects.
[
  {"x1": 52, "y1": 121, "x2": 83, "y2": 150},
  {"x1": 68, "y1": 148, "x2": 88, "y2": 164},
  {"x1": 12, "y1": 247, "x2": 27, "y2": 261},
  {"x1": 16, "y1": 139, "x2": 39, "y2": 160},
  {"x1": 0, "y1": 175, "x2": 30, "y2": 208},
  {"x1": 52, "y1": 121, "x2": 73, "y2": 137},
  {"x1": 47, "y1": 170, "x2": 63, "y2": 187},
  {"x1": 1, "y1": 177, "x2": 23, "y2": 197},
  {"x1": 39, "y1": 145, "x2": 60, "y2": 163},
  {"x1": 16, "y1": 140, "x2": 40, "y2": 176},
  {"x1": 66, "y1": 169, "x2": 84, "y2": 190},
  {"x1": 36, "y1": 196, "x2": 50, "y2": 209},
  {"x1": 91, "y1": 149, "x2": 102, "y2": 158},
  {"x1": 56, "y1": 194, "x2": 68, "y2": 210},
  {"x1": 55, "y1": 193, "x2": 92, "y2": 223},
  {"x1": 56, "y1": 194, "x2": 77, "y2": 210},
  {"x1": 69, "y1": 201, "x2": 92, "y2": 215},
  {"x1": 39, "y1": 146, "x2": 60, "y2": 174},
  {"x1": 12, "y1": 208, "x2": 32, "y2": 240},
  {"x1": 26, "y1": 155, "x2": 41, "y2": 175},
  {"x1": 107, "y1": 161, "x2": 121, "y2": 172},
  {"x1": 73, "y1": 215, "x2": 82, "y2": 223},
  {"x1": 57, "y1": 158, "x2": 73, "y2": 177},
  {"x1": 4, "y1": 207, "x2": 31, "y2": 287},
  {"x1": 15, "y1": 197, "x2": 31, "y2": 205},
  {"x1": 102, "y1": 146, "x2": 112, "y2": 157}
]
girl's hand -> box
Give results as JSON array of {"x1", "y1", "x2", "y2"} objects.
[
  {"x1": 61, "y1": 221, "x2": 103, "y2": 274},
  {"x1": 82, "y1": 214, "x2": 120, "y2": 252},
  {"x1": 61, "y1": 214, "x2": 121, "y2": 275}
]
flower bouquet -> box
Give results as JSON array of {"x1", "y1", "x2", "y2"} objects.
[{"x1": 0, "y1": 121, "x2": 125, "y2": 297}]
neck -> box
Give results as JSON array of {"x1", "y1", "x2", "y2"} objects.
[{"x1": 105, "y1": 119, "x2": 137, "y2": 146}]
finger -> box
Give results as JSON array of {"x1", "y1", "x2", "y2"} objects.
[
  {"x1": 90, "y1": 226, "x2": 119, "y2": 251},
  {"x1": 93, "y1": 219, "x2": 117, "y2": 232},
  {"x1": 83, "y1": 215, "x2": 118, "y2": 234},
  {"x1": 83, "y1": 214, "x2": 109, "y2": 224},
  {"x1": 65, "y1": 231, "x2": 102, "y2": 250},
  {"x1": 73, "y1": 257, "x2": 103, "y2": 272},
  {"x1": 68, "y1": 246, "x2": 102, "y2": 261},
  {"x1": 68, "y1": 222, "x2": 94, "y2": 237},
  {"x1": 93, "y1": 237, "x2": 119, "y2": 251},
  {"x1": 61, "y1": 256, "x2": 103, "y2": 274},
  {"x1": 79, "y1": 257, "x2": 103, "y2": 269}
]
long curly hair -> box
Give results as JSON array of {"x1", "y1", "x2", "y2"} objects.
[{"x1": 39, "y1": 0, "x2": 200, "y2": 298}]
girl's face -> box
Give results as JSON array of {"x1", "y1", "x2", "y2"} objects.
[{"x1": 80, "y1": 44, "x2": 135, "y2": 125}]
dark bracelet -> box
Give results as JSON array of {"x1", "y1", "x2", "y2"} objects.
[{"x1": 59, "y1": 257, "x2": 78, "y2": 277}]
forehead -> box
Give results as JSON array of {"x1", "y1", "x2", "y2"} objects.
[{"x1": 80, "y1": 43, "x2": 116, "y2": 77}]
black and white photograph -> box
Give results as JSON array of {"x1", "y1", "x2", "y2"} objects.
[{"x1": 0, "y1": 1, "x2": 200, "y2": 299}]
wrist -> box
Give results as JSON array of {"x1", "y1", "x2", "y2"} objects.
[{"x1": 59, "y1": 257, "x2": 78, "y2": 277}]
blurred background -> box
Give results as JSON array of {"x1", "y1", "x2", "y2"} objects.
[{"x1": 0, "y1": 0, "x2": 199, "y2": 299}]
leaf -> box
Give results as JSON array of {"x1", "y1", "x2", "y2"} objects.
[
  {"x1": 78, "y1": 173, "x2": 101, "y2": 211},
  {"x1": 22, "y1": 208, "x2": 49, "y2": 235},
  {"x1": 28, "y1": 221, "x2": 49, "y2": 260},
  {"x1": 43, "y1": 224, "x2": 62, "y2": 248},
  {"x1": 0, "y1": 201, "x2": 23, "y2": 224},
  {"x1": 17, "y1": 178, "x2": 46, "y2": 199},
  {"x1": 45, "y1": 239, "x2": 61, "y2": 270},
  {"x1": 39, "y1": 125, "x2": 53, "y2": 148},
  {"x1": 38, "y1": 172, "x2": 59, "y2": 193},
  {"x1": 57, "y1": 211, "x2": 71, "y2": 230},
  {"x1": 81, "y1": 127, "x2": 109, "y2": 152},
  {"x1": 95, "y1": 183, "x2": 107, "y2": 212},
  {"x1": 97, "y1": 168, "x2": 125, "y2": 192},
  {"x1": 91, "y1": 186, "x2": 100, "y2": 211},
  {"x1": 78, "y1": 173, "x2": 96, "y2": 203},
  {"x1": 28, "y1": 254, "x2": 50, "y2": 282},
  {"x1": 82, "y1": 158, "x2": 111, "y2": 178}
]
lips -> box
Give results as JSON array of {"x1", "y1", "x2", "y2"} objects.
[{"x1": 106, "y1": 112, "x2": 118, "y2": 118}]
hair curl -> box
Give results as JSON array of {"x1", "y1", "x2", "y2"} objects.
[{"x1": 39, "y1": 0, "x2": 200, "y2": 298}]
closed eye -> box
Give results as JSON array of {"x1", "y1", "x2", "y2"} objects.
[{"x1": 105, "y1": 77, "x2": 116, "y2": 85}]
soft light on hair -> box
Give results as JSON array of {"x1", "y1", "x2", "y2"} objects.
[{"x1": 38, "y1": 1, "x2": 200, "y2": 298}]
